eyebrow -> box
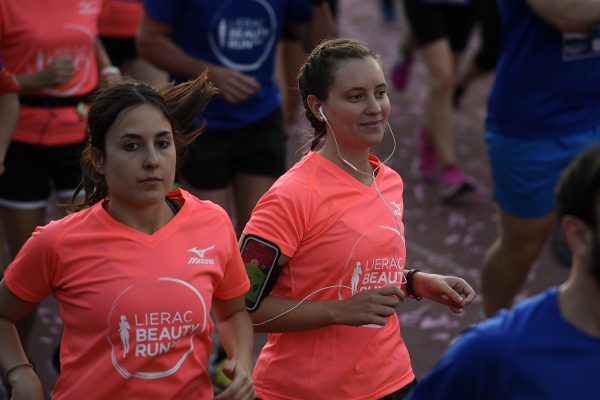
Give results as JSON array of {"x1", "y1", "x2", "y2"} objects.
[
  {"x1": 344, "y1": 83, "x2": 387, "y2": 92},
  {"x1": 119, "y1": 131, "x2": 172, "y2": 140}
]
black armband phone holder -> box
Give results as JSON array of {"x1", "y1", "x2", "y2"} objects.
[{"x1": 241, "y1": 234, "x2": 282, "y2": 312}]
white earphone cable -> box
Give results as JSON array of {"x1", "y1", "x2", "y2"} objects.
[{"x1": 252, "y1": 109, "x2": 407, "y2": 326}]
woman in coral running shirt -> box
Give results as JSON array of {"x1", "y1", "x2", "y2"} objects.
[
  {"x1": 97, "y1": 0, "x2": 167, "y2": 86},
  {"x1": 0, "y1": 75, "x2": 255, "y2": 399},
  {"x1": 0, "y1": 0, "x2": 122, "y2": 354},
  {"x1": 242, "y1": 38, "x2": 476, "y2": 400}
]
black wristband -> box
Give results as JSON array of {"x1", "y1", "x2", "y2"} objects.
[
  {"x1": 309, "y1": 0, "x2": 325, "y2": 5},
  {"x1": 406, "y1": 269, "x2": 422, "y2": 301}
]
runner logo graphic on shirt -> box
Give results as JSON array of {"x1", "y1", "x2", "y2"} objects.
[
  {"x1": 390, "y1": 201, "x2": 403, "y2": 217},
  {"x1": 119, "y1": 315, "x2": 132, "y2": 357},
  {"x1": 79, "y1": 0, "x2": 99, "y2": 15},
  {"x1": 106, "y1": 278, "x2": 207, "y2": 379},
  {"x1": 339, "y1": 225, "x2": 406, "y2": 299},
  {"x1": 30, "y1": 24, "x2": 96, "y2": 97},
  {"x1": 339, "y1": 225, "x2": 406, "y2": 328},
  {"x1": 187, "y1": 245, "x2": 215, "y2": 265},
  {"x1": 209, "y1": 0, "x2": 277, "y2": 71}
]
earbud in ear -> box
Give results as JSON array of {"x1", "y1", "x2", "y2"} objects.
[{"x1": 318, "y1": 106, "x2": 327, "y2": 122}]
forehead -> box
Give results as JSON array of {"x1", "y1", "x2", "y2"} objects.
[
  {"x1": 108, "y1": 103, "x2": 171, "y2": 135},
  {"x1": 330, "y1": 56, "x2": 384, "y2": 90}
]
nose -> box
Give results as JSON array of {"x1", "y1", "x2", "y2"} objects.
[
  {"x1": 365, "y1": 96, "x2": 382, "y2": 114},
  {"x1": 143, "y1": 146, "x2": 160, "y2": 169}
]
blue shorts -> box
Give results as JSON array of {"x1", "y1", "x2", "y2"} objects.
[{"x1": 486, "y1": 128, "x2": 600, "y2": 218}]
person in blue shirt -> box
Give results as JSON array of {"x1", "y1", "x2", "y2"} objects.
[
  {"x1": 408, "y1": 144, "x2": 600, "y2": 400},
  {"x1": 136, "y1": 0, "x2": 334, "y2": 234},
  {"x1": 481, "y1": 0, "x2": 600, "y2": 317}
]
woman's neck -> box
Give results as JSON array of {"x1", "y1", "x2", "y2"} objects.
[
  {"x1": 104, "y1": 197, "x2": 175, "y2": 235},
  {"x1": 559, "y1": 263, "x2": 600, "y2": 338},
  {"x1": 318, "y1": 142, "x2": 374, "y2": 185}
]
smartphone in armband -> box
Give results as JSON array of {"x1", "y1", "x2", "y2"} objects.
[{"x1": 241, "y1": 234, "x2": 282, "y2": 312}]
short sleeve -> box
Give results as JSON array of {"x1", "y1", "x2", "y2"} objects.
[
  {"x1": 0, "y1": 66, "x2": 19, "y2": 94},
  {"x1": 407, "y1": 323, "x2": 507, "y2": 400},
  {"x1": 3, "y1": 225, "x2": 58, "y2": 303},
  {"x1": 143, "y1": 0, "x2": 185, "y2": 24},
  {"x1": 243, "y1": 184, "x2": 307, "y2": 259},
  {"x1": 214, "y1": 217, "x2": 250, "y2": 300}
]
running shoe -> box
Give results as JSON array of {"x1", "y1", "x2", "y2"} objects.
[{"x1": 440, "y1": 165, "x2": 474, "y2": 201}]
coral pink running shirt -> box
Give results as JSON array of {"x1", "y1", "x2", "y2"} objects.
[
  {"x1": 0, "y1": 60, "x2": 19, "y2": 94},
  {"x1": 0, "y1": 0, "x2": 101, "y2": 145},
  {"x1": 4, "y1": 190, "x2": 250, "y2": 399},
  {"x1": 244, "y1": 152, "x2": 415, "y2": 400},
  {"x1": 98, "y1": 0, "x2": 143, "y2": 38}
]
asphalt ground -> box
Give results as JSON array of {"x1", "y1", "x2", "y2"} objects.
[{"x1": 2, "y1": 1, "x2": 569, "y2": 398}]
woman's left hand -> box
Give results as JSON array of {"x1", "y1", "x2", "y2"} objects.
[
  {"x1": 214, "y1": 358, "x2": 255, "y2": 400},
  {"x1": 413, "y1": 273, "x2": 476, "y2": 314}
]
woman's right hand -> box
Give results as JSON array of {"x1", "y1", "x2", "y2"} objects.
[
  {"x1": 38, "y1": 56, "x2": 75, "y2": 88},
  {"x1": 333, "y1": 286, "x2": 405, "y2": 327},
  {"x1": 7, "y1": 366, "x2": 44, "y2": 400},
  {"x1": 208, "y1": 66, "x2": 260, "y2": 104},
  {"x1": 17, "y1": 56, "x2": 75, "y2": 93}
]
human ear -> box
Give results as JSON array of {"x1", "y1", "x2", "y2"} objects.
[
  {"x1": 307, "y1": 94, "x2": 325, "y2": 122},
  {"x1": 561, "y1": 215, "x2": 592, "y2": 256},
  {"x1": 91, "y1": 148, "x2": 105, "y2": 175}
]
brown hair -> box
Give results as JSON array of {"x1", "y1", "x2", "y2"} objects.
[
  {"x1": 556, "y1": 144, "x2": 600, "y2": 227},
  {"x1": 297, "y1": 38, "x2": 380, "y2": 150},
  {"x1": 70, "y1": 72, "x2": 217, "y2": 211}
]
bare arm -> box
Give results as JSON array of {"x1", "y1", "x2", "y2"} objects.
[
  {"x1": 250, "y1": 285, "x2": 405, "y2": 333},
  {"x1": 410, "y1": 271, "x2": 476, "y2": 314},
  {"x1": 0, "y1": 281, "x2": 43, "y2": 399},
  {"x1": 526, "y1": 0, "x2": 600, "y2": 32},
  {"x1": 290, "y1": 2, "x2": 336, "y2": 52},
  {"x1": 213, "y1": 295, "x2": 255, "y2": 400},
  {"x1": 16, "y1": 39, "x2": 115, "y2": 93},
  {"x1": 244, "y1": 247, "x2": 405, "y2": 333},
  {"x1": 95, "y1": 40, "x2": 121, "y2": 87},
  {"x1": 136, "y1": 14, "x2": 207, "y2": 80},
  {"x1": 16, "y1": 57, "x2": 75, "y2": 94},
  {"x1": 136, "y1": 15, "x2": 259, "y2": 103},
  {"x1": 0, "y1": 93, "x2": 18, "y2": 175}
]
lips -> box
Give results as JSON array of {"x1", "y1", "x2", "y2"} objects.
[
  {"x1": 360, "y1": 120, "x2": 383, "y2": 126},
  {"x1": 140, "y1": 177, "x2": 162, "y2": 183}
]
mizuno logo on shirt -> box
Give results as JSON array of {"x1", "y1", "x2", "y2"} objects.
[
  {"x1": 79, "y1": 1, "x2": 99, "y2": 15},
  {"x1": 186, "y1": 246, "x2": 215, "y2": 265}
]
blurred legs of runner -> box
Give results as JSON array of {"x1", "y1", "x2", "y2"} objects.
[
  {"x1": 481, "y1": 211, "x2": 555, "y2": 316},
  {"x1": 0, "y1": 206, "x2": 46, "y2": 350},
  {"x1": 418, "y1": 39, "x2": 473, "y2": 200}
]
